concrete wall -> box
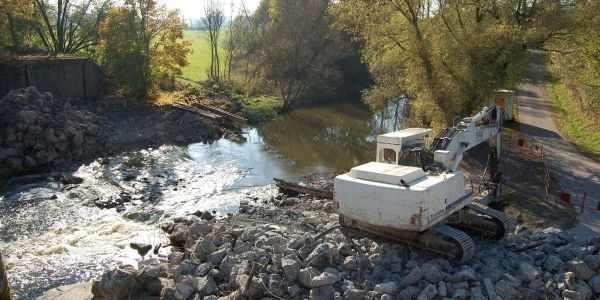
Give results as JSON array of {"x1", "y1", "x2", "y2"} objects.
[{"x1": 0, "y1": 57, "x2": 101, "y2": 100}]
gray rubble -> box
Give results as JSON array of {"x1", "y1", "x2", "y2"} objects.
[
  {"x1": 91, "y1": 194, "x2": 600, "y2": 300},
  {"x1": 0, "y1": 86, "x2": 106, "y2": 177}
]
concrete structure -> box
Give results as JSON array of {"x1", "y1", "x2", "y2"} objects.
[{"x1": 0, "y1": 57, "x2": 101, "y2": 99}]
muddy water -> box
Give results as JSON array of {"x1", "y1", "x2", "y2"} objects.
[{"x1": 0, "y1": 100, "x2": 402, "y2": 299}]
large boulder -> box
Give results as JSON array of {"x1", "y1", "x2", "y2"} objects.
[
  {"x1": 305, "y1": 243, "x2": 334, "y2": 267},
  {"x1": 567, "y1": 260, "x2": 595, "y2": 280},
  {"x1": 299, "y1": 267, "x2": 320, "y2": 288},
  {"x1": 309, "y1": 285, "x2": 335, "y2": 300},
  {"x1": 281, "y1": 256, "x2": 301, "y2": 282},
  {"x1": 196, "y1": 275, "x2": 217, "y2": 298},
  {"x1": 401, "y1": 266, "x2": 422, "y2": 286},
  {"x1": 174, "y1": 275, "x2": 197, "y2": 300},
  {"x1": 91, "y1": 265, "x2": 140, "y2": 300},
  {"x1": 494, "y1": 279, "x2": 522, "y2": 300},
  {"x1": 517, "y1": 262, "x2": 540, "y2": 282},
  {"x1": 310, "y1": 268, "x2": 339, "y2": 288},
  {"x1": 374, "y1": 282, "x2": 399, "y2": 295}
]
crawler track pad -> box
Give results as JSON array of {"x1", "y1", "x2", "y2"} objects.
[
  {"x1": 339, "y1": 216, "x2": 475, "y2": 263},
  {"x1": 451, "y1": 202, "x2": 514, "y2": 240}
]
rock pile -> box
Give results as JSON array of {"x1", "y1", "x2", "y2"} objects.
[
  {"x1": 0, "y1": 86, "x2": 106, "y2": 176},
  {"x1": 92, "y1": 197, "x2": 600, "y2": 300}
]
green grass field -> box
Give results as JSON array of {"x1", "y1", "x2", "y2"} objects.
[
  {"x1": 180, "y1": 30, "x2": 283, "y2": 124},
  {"x1": 546, "y1": 82, "x2": 600, "y2": 157},
  {"x1": 181, "y1": 30, "x2": 225, "y2": 81}
]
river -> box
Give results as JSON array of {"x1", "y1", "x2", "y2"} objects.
[{"x1": 0, "y1": 100, "x2": 403, "y2": 299}]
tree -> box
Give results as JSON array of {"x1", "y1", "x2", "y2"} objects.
[
  {"x1": 203, "y1": 0, "x2": 225, "y2": 80},
  {"x1": 249, "y1": 0, "x2": 366, "y2": 111},
  {"x1": 32, "y1": 0, "x2": 110, "y2": 54},
  {"x1": 0, "y1": 0, "x2": 36, "y2": 54},
  {"x1": 331, "y1": 0, "x2": 578, "y2": 127},
  {"x1": 548, "y1": 1, "x2": 600, "y2": 125},
  {"x1": 97, "y1": 0, "x2": 191, "y2": 98}
]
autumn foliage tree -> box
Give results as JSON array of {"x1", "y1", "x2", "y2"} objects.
[
  {"x1": 548, "y1": 1, "x2": 600, "y2": 127},
  {"x1": 97, "y1": 0, "x2": 190, "y2": 98},
  {"x1": 245, "y1": 0, "x2": 368, "y2": 111},
  {"x1": 0, "y1": 0, "x2": 36, "y2": 55},
  {"x1": 331, "y1": 0, "x2": 579, "y2": 127}
]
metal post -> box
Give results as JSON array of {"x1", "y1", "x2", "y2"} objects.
[
  {"x1": 496, "y1": 106, "x2": 502, "y2": 160},
  {"x1": 581, "y1": 192, "x2": 587, "y2": 214},
  {"x1": 0, "y1": 250, "x2": 12, "y2": 300}
]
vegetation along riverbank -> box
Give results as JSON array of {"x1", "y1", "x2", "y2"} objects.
[{"x1": 1, "y1": 0, "x2": 600, "y2": 299}]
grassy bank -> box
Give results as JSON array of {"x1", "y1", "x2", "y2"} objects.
[
  {"x1": 178, "y1": 31, "x2": 282, "y2": 124},
  {"x1": 545, "y1": 82, "x2": 600, "y2": 157},
  {"x1": 238, "y1": 95, "x2": 282, "y2": 124}
]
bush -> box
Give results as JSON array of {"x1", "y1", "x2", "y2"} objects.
[{"x1": 239, "y1": 96, "x2": 282, "y2": 124}]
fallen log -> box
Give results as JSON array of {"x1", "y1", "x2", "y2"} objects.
[{"x1": 273, "y1": 178, "x2": 333, "y2": 199}]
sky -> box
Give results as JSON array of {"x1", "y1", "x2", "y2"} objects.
[{"x1": 162, "y1": 0, "x2": 262, "y2": 20}]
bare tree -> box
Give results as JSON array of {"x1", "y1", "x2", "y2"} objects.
[
  {"x1": 223, "y1": 1, "x2": 234, "y2": 80},
  {"x1": 33, "y1": 0, "x2": 110, "y2": 54},
  {"x1": 259, "y1": 0, "x2": 346, "y2": 110},
  {"x1": 203, "y1": 0, "x2": 224, "y2": 80}
]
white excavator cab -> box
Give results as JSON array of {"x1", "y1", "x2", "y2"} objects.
[{"x1": 375, "y1": 128, "x2": 432, "y2": 165}]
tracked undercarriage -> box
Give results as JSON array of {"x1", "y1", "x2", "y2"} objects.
[{"x1": 339, "y1": 202, "x2": 513, "y2": 263}]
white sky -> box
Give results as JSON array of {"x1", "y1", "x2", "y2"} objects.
[{"x1": 161, "y1": 0, "x2": 262, "y2": 20}]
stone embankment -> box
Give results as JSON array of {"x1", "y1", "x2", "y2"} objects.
[
  {"x1": 91, "y1": 195, "x2": 600, "y2": 300},
  {"x1": 0, "y1": 86, "x2": 106, "y2": 177}
]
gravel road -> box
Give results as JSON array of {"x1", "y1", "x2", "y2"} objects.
[{"x1": 516, "y1": 52, "x2": 600, "y2": 242}]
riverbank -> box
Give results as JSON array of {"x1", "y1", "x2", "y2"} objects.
[
  {"x1": 163, "y1": 80, "x2": 282, "y2": 125},
  {"x1": 0, "y1": 86, "x2": 236, "y2": 180}
]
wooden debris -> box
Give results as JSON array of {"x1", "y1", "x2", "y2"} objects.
[
  {"x1": 273, "y1": 177, "x2": 333, "y2": 199},
  {"x1": 172, "y1": 102, "x2": 246, "y2": 124},
  {"x1": 193, "y1": 102, "x2": 247, "y2": 123},
  {"x1": 171, "y1": 102, "x2": 222, "y2": 121}
]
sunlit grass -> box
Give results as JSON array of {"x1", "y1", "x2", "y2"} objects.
[
  {"x1": 239, "y1": 95, "x2": 282, "y2": 124},
  {"x1": 181, "y1": 30, "x2": 226, "y2": 82},
  {"x1": 546, "y1": 82, "x2": 600, "y2": 157}
]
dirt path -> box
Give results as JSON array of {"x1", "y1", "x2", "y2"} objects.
[{"x1": 516, "y1": 52, "x2": 600, "y2": 242}]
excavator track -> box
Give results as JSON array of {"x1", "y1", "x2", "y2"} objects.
[
  {"x1": 339, "y1": 216, "x2": 475, "y2": 263},
  {"x1": 450, "y1": 202, "x2": 514, "y2": 240},
  {"x1": 431, "y1": 224, "x2": 475, "y2": 263}
]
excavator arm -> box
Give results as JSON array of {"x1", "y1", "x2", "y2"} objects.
[{"x1": 431, "y1": 106, "x2": 503, "y2": 172}]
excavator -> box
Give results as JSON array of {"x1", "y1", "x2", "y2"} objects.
[{"x1": 334, "y1": 92, "x2": 514, "y2": 262}]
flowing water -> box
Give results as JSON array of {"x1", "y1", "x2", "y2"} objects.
[{"x1": 0, "y1": 100, "x2": 402, "y2": 299}]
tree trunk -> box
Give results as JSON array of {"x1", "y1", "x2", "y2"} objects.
[
  {"x1": 6, "y1": 13, "x2": 20, "y2": 51},
  {"x1": 0, "y1": 250, "x2": 12, "y2": 300}
]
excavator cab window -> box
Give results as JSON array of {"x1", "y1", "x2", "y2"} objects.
[{"x1": 381, "y1": 148, "x2": 397, "y2": 164}]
